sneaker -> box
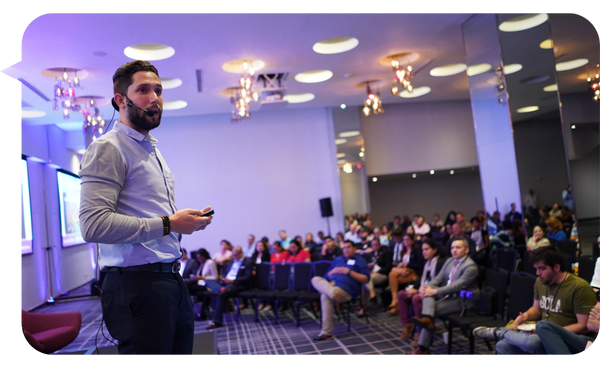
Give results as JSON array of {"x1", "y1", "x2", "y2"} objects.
[
  {"x1": 313, "y1": 334, "x2": 333, "y2": 342},
  {"x1": 472, "y1": 326, "x2": 499, "y2": 340}
]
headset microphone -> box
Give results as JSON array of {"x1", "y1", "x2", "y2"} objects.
[{"x1": 111, "y1": 96, "x2": 156, "y2": 117}]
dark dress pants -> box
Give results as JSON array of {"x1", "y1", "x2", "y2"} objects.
[{"x1": 100, "y1": 270, "x2": 194, "y2": 354}]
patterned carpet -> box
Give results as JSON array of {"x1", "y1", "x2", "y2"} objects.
[{"x1": 30, "y1": 281, "x2": 496, "y2": 355}]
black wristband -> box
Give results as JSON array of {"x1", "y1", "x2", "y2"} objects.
[
  {"x1": 161, "y1": 216, "x2": 170, "y2": 236},
  {"x1": 347, "y1": 268, "x2": 351, "y2": 275}
]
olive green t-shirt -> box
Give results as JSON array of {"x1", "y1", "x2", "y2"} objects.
[{"x1": 534, "y1": 273, "x2": 597, "y2": 327}]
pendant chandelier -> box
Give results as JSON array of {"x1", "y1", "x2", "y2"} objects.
[
  {"x1": 82, "y1": 98, "x2": 106, "y2": 139},
  {"x1": 52, "y1": 68, "x2": 81, "y2": 119},
  {"x1": 588, "y1": 63, "x2": 600, "y2": 102},
  {"x1": 390, "y1": 59, "x2": 413, "y2": 96},
  {"x1": 231, "y1": 62, "x2": 259, "y2": 122},
  {"x1": 363, "y1": 82, "x2": 383, "y2": 116}
]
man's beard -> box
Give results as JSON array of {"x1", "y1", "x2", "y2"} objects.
[{"x1": 128, "y1": 106, "x2": 161, "y2": 132}]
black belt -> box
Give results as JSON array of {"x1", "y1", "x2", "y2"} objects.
[{"x1": 103, "y1": 262, "x2": 181, "y2": 274}]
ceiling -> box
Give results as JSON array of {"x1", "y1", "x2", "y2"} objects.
[{"x1": 6, "y1": 13, "x2": 599, "y2": 154}]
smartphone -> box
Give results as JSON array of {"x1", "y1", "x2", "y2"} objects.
[{"x1": 202, "y1": 209, "x2": 215, "y2": 217}]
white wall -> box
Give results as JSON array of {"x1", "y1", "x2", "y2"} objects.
[
  {"x1": 339, "y1": 164, "x2": 370, "y2": 216},
  {"x1": 154, "y1": 107, "x2": 345, "y2": 255},
  {"x1": 360, "y1": 100, "x2": 479, "y2": 176}
]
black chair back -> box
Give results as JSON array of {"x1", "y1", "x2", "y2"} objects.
[
  {"x1": 484, "y1": 268, "x2": 509, "y2": 319},
  {"x1": 313, "y1": 260, "x2": 332, "y2": 278},
  {"x1": 493, "y1": 248, "x2": 518, "y2": 273},
  {"x1": 592, "y1": 242, "x2": 599, "y2": 259},
  {"x1": 507, "y1": 272, "x2": 537, "y2": 320},
  {"x1": 577, "y1": 255, "x2": 596, "y2": 283},
  {"x1": 292, "y1": 262, "x2": 312, "y2": 291},
  {"x1": 255, "y1": 262, "x2": 272, "y2": 290},
  {"x1": 556, "y1": 240, "x2": 578, "y2": 261},
  {"x1": 273, "y1": 263, "x2": 291, "y2": 291},
  {"x1": 522, "y1": 251, "x2": 537, "y2": 276}
]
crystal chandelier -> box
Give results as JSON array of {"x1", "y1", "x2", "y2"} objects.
[
  {"x1": 390, "y1": 59, "x2": 413, "y2": 96},
  {"x1": 363, "y1": 83, "x2": 383, "y2": 116},
  {"x1": 82, "y1": 98, "x2": 106, "y2": 139},
  {"x1": 231, "y1": 62, "x2": 259, "y2": 122},
  {"x1": 52, "y1": 68, "x2": 81, "y2": 119},
  {"x1": 588, "y1": 63, "x2": 600, "y2": 102}
]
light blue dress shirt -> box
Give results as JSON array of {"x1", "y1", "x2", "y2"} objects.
[{"x1": 79, "y1": 122, "x2": 181, "y2": 268}]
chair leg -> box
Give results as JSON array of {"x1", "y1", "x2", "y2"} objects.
[
  {"x1": 254, "y1": 299, "x2": 259, "y2": 323},
  {"x1": 235, "y1": 299, "x2": 240, "y2": 321},
  {"x1": 447, "y1": 321, "x2": 453, "y2": 354},
  {"x1": 274, "y1": 300, "x2": 279, "y2": 323},
  {"x1": 347, "y1": 303, "x2": 351, "y2": 332},
  {"x1": 296, "y1": 301, "x2": 301, "y2": 327}
]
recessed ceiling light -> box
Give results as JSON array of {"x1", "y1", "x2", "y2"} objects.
[
  {"x1": 539, "y1": 39, "x2": 553, "y2": 49},
  {"x1": 400, "y1": 86, "x2": 431, "y2": 98},
  {"x1": 430, "y1": 63, "x2": 467, "y2": 77},
  {"x1": 543, "y1": 84, "x2": 558, "y2": 92},
  {"x1": 163, "y1": 100, "x2": 187, "y2": 110},
  {"x1": 22, "y1": 109, "x2": 46, "y2": 118},
  {"x1": 517, "y1": 106, "x2": 539, "y2": 113},
  {"x1": 336, "y1": 153, "x2": 346, "y2": 158},
  {"x1": 161, "y1": 78, "x2": 183, "y2": 89},
  {"x1": 430, "y1": 170, "x2": 435, "y2": 175},
  {"x1": 124, "y1": 43, "x2": 175, "y2": 61},
  {"x1": 337, "y1": 159, "x2": 347, "y2": 164},
  {"x1": 222, "y1": 59, "x2": 265, "y2": 74},
  {"x1": 335, "y1": 138, "x2": 347, "y2": 145},
  {"x1": 556, "y1": 58, "x2": 589, "y2": 72},
  {"x1": 313, "y1": 37, "x2": 359, "y2": 54},
  {"x1": 339, "y1": 131, "x2": 361, "y2": 138},
  {"x1": 294, "y1": 70, "x2": 333, "y2": 83},
  {"x1": 372, "y1": 177, "x2": 378, "y2": 182},
  {"x1": 77, "y1": 149, "x2": 87, "y2": 154},
  {"x1": 466, "y1": 63, "x2": 492, "y2": 76},
  {"x1": 571, "y1": 124, "x2": 576, "y2": 129},
  {"x1": 283, "y1": 93, "x2": 315, "y2": 103},
  {"x1": 498, "y1": 14, "x2": 548, "y2": 32},
  {"x1": 450, "y1": 170, "x2": 455, "y2": 175},
  {"x1": 340, "y1": 104, "x2": 346, "y2": 109},
  {"x1": 504, "y1": 64, "x2": 523, "y2": 75},
  {"x1": 412, "y1": 173, "x2": 417, "y2": 178}
]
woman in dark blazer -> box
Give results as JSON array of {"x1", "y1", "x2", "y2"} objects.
[
  {"x1": 397, "y1": 239, "x2": 448, "y2": 342},
  {"x1": 387, "y1": 233, "x2": 425, "y2": 313},
  {"x1": 251, "y1": 241, "x2": 271, "y2": 265}
]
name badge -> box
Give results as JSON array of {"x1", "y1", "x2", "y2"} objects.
[{"x1": 347, "y1": 259, "x2": 356, "y2": 266}]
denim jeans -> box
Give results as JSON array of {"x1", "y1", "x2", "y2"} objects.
[
  {"x1": 535, "y1": 320, "x2": 593, "y2": 354},
  {"x1": 495, "y1": 328, "x2": 545, "y2": 354}
]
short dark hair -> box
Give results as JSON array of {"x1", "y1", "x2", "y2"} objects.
[
  {"x1": 422, "y1": 238, "x2": 447, "y2": 257},
  {"x1": 344, "y1": 240, "x2": 357, "y2": 248},
  {"x1": 221, "y1": 239, "x2": 232, "y2": 247},
  {"x1": 113, "y1": 60, "x2": 159, "y2": 96},
  {"x1": 196, "y1": 248, "x2": 211, "y2": 260},
  {"x1": 529, "y1": 246, "x2": 564, "y2": 271},
  {"x1": 451, "y1": 237, "x2": 469, "y2": 249},
  {"x1": 391, "y1": 231, "x2": 403, "y2": 238},
  {"x1": 324, "y1": 236, "x2": 334, "y2": 241}
]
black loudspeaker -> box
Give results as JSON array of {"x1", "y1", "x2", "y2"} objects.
[{"x1": 319, "y1": 197, "x2": 333, "y2": 218}]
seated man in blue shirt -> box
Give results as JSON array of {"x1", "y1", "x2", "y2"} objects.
[
  {"x1": 205, "y1": 246, "x2": 253, "y2": 329},
  {"x1": 311, "y1": 240, "x2": 370, "y2": 341}
]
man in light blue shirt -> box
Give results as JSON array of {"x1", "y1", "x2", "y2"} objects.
[
  {"x1": 244, "y1": 234, "x2": 256, "y2": 258},
  {"x1": 79, "y1": 60, "x2": 213, "y2": 354}
]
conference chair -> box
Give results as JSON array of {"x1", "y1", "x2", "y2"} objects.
[
  {"x1": 235, "y1": 262, "x2": 272, "y2": 322},
  {"x1": 446, "y1": 268, "x2": 509, "y2": 354},
  {"x1": 295, "y1": 260, "x2": 332, "y2": 327},
  {"x1": 22, "y1": 310, "x2": 82, "y2": 354}
]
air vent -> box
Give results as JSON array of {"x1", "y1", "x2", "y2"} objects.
[{"x1": 196, "y1": 70, "x2": 202, "y2": 92}]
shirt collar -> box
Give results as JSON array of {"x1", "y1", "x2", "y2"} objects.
[{"x1": 115, "y1": 121, "x2": 158, "y2": 145}]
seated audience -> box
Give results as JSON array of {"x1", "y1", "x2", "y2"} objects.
[
  {"x1": 410, "y1": 238, "x2": 479, "y2": 354},
  {"x1": 243, "y1": 234, "x2": 256, "y2": 258},
  {"x1": 398, "y1": 239, "x2": 448, "y2": 345},
  {"x1": 287, "y1": 239, "x2": 312, "y2": 263},
  {"x1": 546, "y1": 216, "x2": 568, "y2": 241},
  {"x1": 387, "y1": 233, "x2": 425, "y2": 314},
  {"x1": 213, "y1": 240, "x2": 234, "y2": 266},
  {"x1": 205, "y1": 246, "x2": 254, "y2": 330},
  {"x1": 361, "y1": 238, "x2": 393, "y2": 315},
  {"x1": 319, "y1": 236, "x2": 343, "y2": 261},
  {"x1": 512, "y1": 220, "x2": 526, "y2": 245},
  {"x1": 431, "y1": 213, "x2": 444, "y2": 229},
  {"x1": 527, "y1": 225, "x2": 551, "y2": 251},
  {"x1": 470, "y1": 217, "x2": 489, "y2": 266},
  {"x1": 304, "y1": 232, "x2": 318, "y2": 254},
  {"x1": 311, "y1": 241, "x2": 370, "y2": 341},
  {"x1": 379, "y1": 225, "x2": 391, "y2": 246},
  {"x1": 315, "y1": 231, "x2": 326, "y2": 245},
  {"x1": 446, "y1": 223, "x2": 477, "y2": 256},
  {"x1": 270, "y1": 241, "x2": 290, "y2": 263},
  {"x1": 456, "y1": 212, "x2": 473, "y2": 232},
  {"x1": 179, "y1": 248, "x2": 196, "y2": 278},
  {"x1": 413, "y1": 216, "x2": 431, "y2": 239},
  {"x1": 344, "y1": 223, "x2": 361, "y2": 244},
  {"x1": 336, "y1": 232, "x2": 345, "y2": 247},
  {"x1": 489, "y1": 224, "x2": 516, "y2": 250},
  {"x1": 444, "y1": 211, "x2": 457, "y2": 226},
  {"x1": 251, "y1": 240, "x2": 270, "y2": 265},
  {"x1": 473, "y1": 246, "x2": 596, "y2": 354},
  {"x1": 279, "y1": 230, "x2": 292, "y2": 250},
  {"x1": 186, "y1": 248, "x2": 219, "y2": 294},
  {"x1": 549, "y1": 203, "x2": 563, "y2": 219},
  {"x1": 591, "y1": 235, "x2": 600, "y2": 292},
  {"x1": 504, "y1": 203, "x2": 523, "y2": 228}
]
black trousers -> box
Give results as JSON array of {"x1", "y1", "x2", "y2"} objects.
[{"x1": 100, "y1": 270, "x2": 194, "y2": 354}]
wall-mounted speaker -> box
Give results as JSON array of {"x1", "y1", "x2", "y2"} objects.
[{"x1": 319, "y1": 197, "x2": 333, "y2": 218}]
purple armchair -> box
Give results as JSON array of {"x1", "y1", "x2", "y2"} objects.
[{"x1": 22, "y1": 310, "x2": 82, "y2": 354}]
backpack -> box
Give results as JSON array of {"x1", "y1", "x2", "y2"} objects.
[{"x1": 475, "y1": 286, "x2": 497, "y2": 316}]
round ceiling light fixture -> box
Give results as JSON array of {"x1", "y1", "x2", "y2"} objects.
[
  {"x1": 498, "y1": 14, "x2": 549, "y2": 32},
  {"x1": 400, "y1": 86, "x2": 431, "y2": 98},
  {"x1": 339, "y1": 130, "x2": 361, "y2": 138},
  {"x1": 22, "y1": 109, "x2": 46, "y2": 118},
  {"x1": 124, "y1": 43, "x2": 175, "y2": 60},
  {"x1": 467, "y1": 63, "x2": 492, "y2": 76},
  {"x1": 539, "y1": 39, "x2": 553, "y2": 49},
  {"x1": 294, "y1": 70, "x2": 333, "y2": 83},
  {"x1": 160, "y1": 78, "x2": 183, "y2": 89},
  {"x1": 163, "y1": 100, "x2": 187, "y2": 110},
  {"x1": 283, "y1": 93, "x2": 315, "y2": 103},
  {"x1": 335, "y1": 138, "x2": 347, "y2": 145},
  {"x1": 504, "y1": 64, "x2": 523, "y2": 75},
  {"x1": 556, "y1": 58, "x2": 589, "y2": 72},
  {"x1": 516, "y1": 105, "x2": 539, "y2": 113},
  {"x1": 543, "y1": 84, "x2": 558, "y2": 92},
  {"x1": 222, "y1": 59, "x2": 265, "y2": 74},
  {"x1": 313, "y1": 37, "x2": 359, "y2": 54},
  {"x1": 430, "y1": 63, "x2": 467, "y2": 77}
]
